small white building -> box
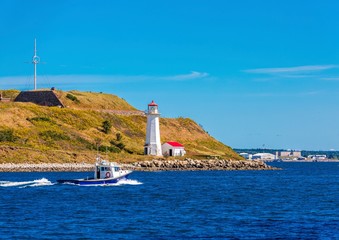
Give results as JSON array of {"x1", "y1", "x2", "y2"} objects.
[{"x1": 162, "y1": 142, "x2": 186, "y2": 157}]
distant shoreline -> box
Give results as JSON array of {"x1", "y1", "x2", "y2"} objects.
[{"x1": 264, "y1": 159, "x2": 339, "y2": 163}]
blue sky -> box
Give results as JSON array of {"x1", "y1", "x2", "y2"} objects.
[{"x1": 1, "y1": 0, "x2": 339, "y2": 150}]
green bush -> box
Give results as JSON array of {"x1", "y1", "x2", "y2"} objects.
[
  {"x1": 0, "y1": 129, "x2": 18, "y2": 142},
  {"x1": 110, "y1": 140, "x2": 125, "y2": 150},
  {"x1": 116, "y1": 132, "x2": 123, "y2": 141},
  {"x1": 124, "y1": 148, "x2": 134, "y2": 154},
  {"x1": 27, "y1": 117, "x2": 52, "y2": 122},
  {"x1": 66, "y1": 93, "x2": 80, "y2": 103},
  {"x1": 102, "y1": 120, "x2": 112, "y2": 134},
  {"x1": 98, "y1": 145, "x2": 121, "y2": 153},
  {"x1": 39, "y1": 130, "x2": 70, "y2": 141}
]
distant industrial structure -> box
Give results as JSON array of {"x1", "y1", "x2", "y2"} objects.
[
  {"x1": 276, "y1": 151, "x2": 302, "y2": 160},
  {"x1": 239, "y1": 152, "x2": 276, "y2": 160},
  {"x1": 251, "y1": 153, "x2": 276, "y2": 160},
  {"x1": 238, "y1": 149, "x2": 332, "y2": 162},
  {"x1": 307, "y1": 155, "x2": 327, "y2": 161}
]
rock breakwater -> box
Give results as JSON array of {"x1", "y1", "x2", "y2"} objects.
[
  {"x1": 131, "y1": 158, "x2": 277, "y2": 171},
  {"x1": 0, "y1": 159, "x2": 277, "y2": 172}
]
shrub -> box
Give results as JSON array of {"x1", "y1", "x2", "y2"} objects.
[
  {"x1": 124, "y1": 148, "x2": 134, "y2": 154},
  {"x1": 116, "y1": 132, "x2": 122, "y2": 141},
  {"x1": 0, "y1": 129, "x2": 18, "y2": 142},
  {"x1": 66, "y1": 93, "x2": 80, "y2": 103},
  {"x1": 39, "y1": 130, "x2": 70, "y2": 141},
  {"x1": 102, "y1": 120, "x2": 112, "y2": 134},
  {"x1": 27, "y1": 117, "x2": 52, "y2": 123},
  {"x1": 110, "y1": 140, "x2": 125, "y2": 150},
  {"x1": 98, "y1": 145, "x2": 121, "y2": 153}
]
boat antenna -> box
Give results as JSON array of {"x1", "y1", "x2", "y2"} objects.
[{"x1": 32, "y1": 38, "x2": 40, "y2": 90}]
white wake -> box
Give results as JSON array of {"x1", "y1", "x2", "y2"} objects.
[
  {"x1": 115, "y1": 178, "x2": 143, "y2": 186},
  {"x1": 0, "y1": 178, "x2": 53, "y2": 188},
  {"x1": 79, "y1": 178, "x2": 143, "y2": 187}
]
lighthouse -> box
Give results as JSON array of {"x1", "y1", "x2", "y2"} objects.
[{"x1": 144, "y1": 100, "x2": 162, "y2": 156}]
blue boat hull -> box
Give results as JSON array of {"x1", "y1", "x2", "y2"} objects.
[{"x1": 57, "y1": 174, "x2": 130, "y2": 186}]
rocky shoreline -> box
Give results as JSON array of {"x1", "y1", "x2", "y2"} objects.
[
  {"x1": 130, "y1": 159, "x2": 278, "y2": 171},
  {"x1": 0, "y1": 159, "x2": 278, "y2": 172}
]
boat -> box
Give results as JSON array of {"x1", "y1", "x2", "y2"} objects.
[{"x1": 57, "y1": 156, "x2": 132, "y2": 186}]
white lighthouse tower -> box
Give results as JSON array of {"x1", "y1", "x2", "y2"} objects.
[{"x1": 144, "y1": 100, "x2": 162, "y2": 156}]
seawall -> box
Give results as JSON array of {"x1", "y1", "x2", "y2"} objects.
[
  {"x1": 0, "y1": 159, "x2": 278, "y2": 172},
  {"x1": 130, "y1": 158, "x2": 277, "y2": 171}
]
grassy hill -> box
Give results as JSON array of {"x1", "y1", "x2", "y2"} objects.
[{"x1": 0, "y1": 90, "x2": 242, "y2": 163}]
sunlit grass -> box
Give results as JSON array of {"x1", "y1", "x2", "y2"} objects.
[{"x1": 0, "y1": 89, "x2": 241, "y2": 163}]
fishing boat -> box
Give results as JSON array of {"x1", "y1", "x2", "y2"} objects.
[{"x1": 57, "y1": 157, "x2": 132, "y2": 185}]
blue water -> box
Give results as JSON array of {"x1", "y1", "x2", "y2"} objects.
[{"x1": 0, "y1": 163, "x2": 338, "y2": 239}]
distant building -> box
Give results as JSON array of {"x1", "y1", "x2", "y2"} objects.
[
  {"x1": 252, "y1": 153, "x2": 276, "y2": 160},
  {"x1": 14, "y1": 90, "x2": 64, "y2": 107},
  {"x1": 239, "y1": 152, "x2": 252, "y2": 159},
  {"x1": 276, "y1": 151, "x2": 301, "y2": 159},
  {"x1": 162, "y1": 142, "x2": 186, "y2": 157},
  {"x1": 307, "y1": 155, "x2": 327, "y2": 161}
]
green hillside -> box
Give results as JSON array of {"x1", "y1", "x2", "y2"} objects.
[{"x1": 0, "y1": 90, "x2": 242, "y2": 163}]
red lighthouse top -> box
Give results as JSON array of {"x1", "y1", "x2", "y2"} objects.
[{"x1": 148, "y1": 100, "x2": 158, "y2": 106}]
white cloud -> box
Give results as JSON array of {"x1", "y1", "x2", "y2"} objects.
[
  {"x1": 0, "y1": 71, "x2": 209, "y2": 89},
  {"x1": 244, "y1": 65, "x2": 339, "y2": 74},
  {"x1": 321, "y1": 77, "x2": 339, "y2": 81},
  {"x1": 161, "y1": 71, "x2": 209, "y2": 81}
]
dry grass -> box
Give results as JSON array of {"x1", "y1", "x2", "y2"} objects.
[
  {"x1": 0, "y1": 89, "x2": 242, "y2": 163},
  {"x1": 55, "y1": 90, "x2": 136, "y2": 110}
]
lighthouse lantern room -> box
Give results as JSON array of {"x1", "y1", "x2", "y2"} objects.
[{"x1": 144, "y1": 100, "x2": 162, "y2": 156}]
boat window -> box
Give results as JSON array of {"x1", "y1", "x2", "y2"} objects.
[
  {"x1": 114, "y1": 167, "x2": 120, "y2": 171},
  {"x1": 101, "y1": 167, "x2": 105, "y2": 171},
  {"x1": 106, "y1": 167, "x2": 111, "y2": 171}
]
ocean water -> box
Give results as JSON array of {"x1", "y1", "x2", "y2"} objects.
[{"x1": 0, "y1": 163, "x2": 338, "y2": 239}]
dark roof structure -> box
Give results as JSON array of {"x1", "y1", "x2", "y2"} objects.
[{"x1": 14, "y1": 90, "x2": 64, "y2": 107}]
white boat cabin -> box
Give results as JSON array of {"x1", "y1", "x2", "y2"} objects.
[{"x1": 94, "y1": 157, "x2": 126, "y2": 179}]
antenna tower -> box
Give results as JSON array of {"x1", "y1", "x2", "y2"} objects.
[{"x1": 32, "y1": 38, "x2": 40, "y2": 90}]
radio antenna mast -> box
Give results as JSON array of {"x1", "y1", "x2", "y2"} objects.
[{"x1": 32, "y1": 38, "x2": 40, "y2": 90}]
